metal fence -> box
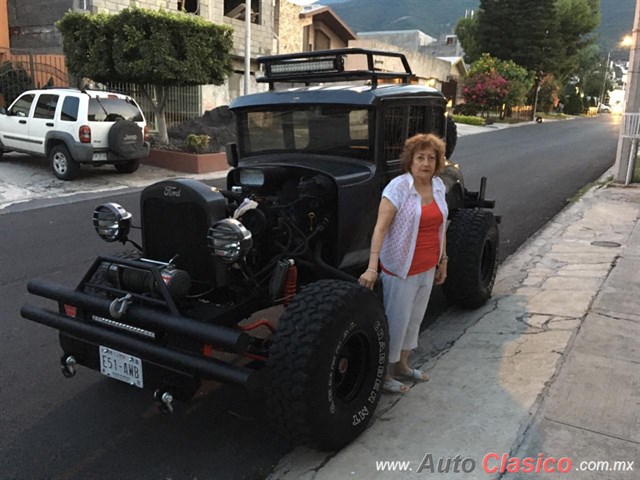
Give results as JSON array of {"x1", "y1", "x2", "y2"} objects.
[
  {"x1": 106, "y1": 82, "x2": 203, "y2": 132},
  {"x1": 0, "y1": 47, "x2": 71, "y2": 107}
]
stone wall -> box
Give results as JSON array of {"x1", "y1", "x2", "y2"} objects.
[{"x1": 279, "y1": 0, "x2": 311, "y2": 54}]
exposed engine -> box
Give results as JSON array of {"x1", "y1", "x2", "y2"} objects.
[{"x1": 90, "y1": 170, "x2": 337, "y2": 307}]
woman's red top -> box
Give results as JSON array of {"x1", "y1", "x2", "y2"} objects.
[{"x1": 381, "y1": 201, "x2": 442, "y2": 276}]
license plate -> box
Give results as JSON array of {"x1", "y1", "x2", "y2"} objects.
[
  {"x1": 92, "y1": 152, "x2": 108, "y2": 161},
  {"x1": 99, "y1": 346, "x2": 143, "y2": 388}
]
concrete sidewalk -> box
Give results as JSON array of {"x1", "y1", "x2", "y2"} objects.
[{"x1": 268, "y1": 178, "x2": 640, "y2": 479}]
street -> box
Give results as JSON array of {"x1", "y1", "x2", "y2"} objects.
[{"x1": 0, "y1": 116, "x2": 621, "y2": 480}]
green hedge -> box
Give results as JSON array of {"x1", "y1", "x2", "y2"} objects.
[{"x1": 452, "y1": 115, "x2": 486, "y2": 126}]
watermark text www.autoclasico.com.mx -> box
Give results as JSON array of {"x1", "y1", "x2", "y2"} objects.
[{"x1": 375, "y1": 453, "x2": 635, "y2": 474}]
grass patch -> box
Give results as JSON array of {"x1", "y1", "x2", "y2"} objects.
[
  {"x1": 452, "y1": 114, "x2": 486, "y2": 126},
  {"x1": 568, "y1": 175, "x2": 614, "y2": 202}
]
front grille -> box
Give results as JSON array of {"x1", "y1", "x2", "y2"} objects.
[{"x1": 142, "y1": 198, "x2": 216, "y2": 283}]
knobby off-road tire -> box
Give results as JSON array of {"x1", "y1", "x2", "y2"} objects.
[
  {"x1": 114, "y1": 158, "x2": 140, "y2": 174},
  {"x1": 442, "y1": 209, "x2": 499, "y2": 308},
  {"x1": 50, "y1": 144, "x2": 80, "y2": 180},
  {"x1": 266, "y1": 280, "x2": 388, "y2": 451},
  {"x1": 445, "y1": 115, "x2": 458, "y2": 160}
]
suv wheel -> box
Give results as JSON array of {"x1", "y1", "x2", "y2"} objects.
[
  {"x1": 442, "y1": 209, "x2": 499, "y2": 308},
  {"x1": 114, "y1": 159, "x2": 140, "y2": 174},
  {"x1": 266, "y1": 280, "x2": 388, "y2": 450},
  {"x1": 50, "y1": 145, "x2": 80, "y2": 181}
]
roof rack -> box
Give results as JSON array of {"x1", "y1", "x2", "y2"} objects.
[{"x1": 257, "y1": 48, "x2": 414, "y2": 90}]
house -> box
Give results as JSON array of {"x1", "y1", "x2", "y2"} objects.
[
  {"x1": 278, "y1": 1, "x2": 356, "y2": 54},
  {"x1": 349, "y1": 30, "x2": 467, "y2": 106},
  {"x1": 3, "y1": 0, "x2": 280, "y2": 121}
]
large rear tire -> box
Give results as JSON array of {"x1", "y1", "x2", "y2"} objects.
[
  {"x1": 442, "y1": 209, "x2": 499, "y2": 308},
  {"x1": 266, "y1": 280, "x2": 388, "y2": 451}
]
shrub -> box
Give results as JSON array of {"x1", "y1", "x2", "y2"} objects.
[
  {"x1": 186, "y1": 134, "x2": 211, "y2": 153},
  {"x1": 453, "y1": 115, "x2": 486, "y2": 126}
]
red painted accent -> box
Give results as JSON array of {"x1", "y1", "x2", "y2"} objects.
[{"x1": 282, "y1": 264, "x2": 297, "y2": 306}]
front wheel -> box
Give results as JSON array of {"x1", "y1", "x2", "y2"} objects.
[
  {"x1": 266, "y1": 280, "x2": 388, "y2": 450},
  {"x1": 442, "y1": 209, "x2": 499, "y2": 308},
  {"x1": 50, "y1": 144, "x2": 80, "y2": 180},
  {"x1": 114, "y1": 158, "x2": 140, "y2": 174}
]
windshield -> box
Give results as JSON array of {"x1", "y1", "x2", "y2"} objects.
[
  {"x1": 238, "y1": 105, "x2": 372, "y2": 160},
  {"x1": 88, "y1": 97, "x2": 144, "y2": 122}
]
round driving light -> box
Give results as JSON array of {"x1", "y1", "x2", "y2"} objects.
[
  {"x1": 93, "y1": 203, "x2": 132, "y2": 243},
  {"x1": 207, "y1": 218, "x2": 253, "y2": 264}
]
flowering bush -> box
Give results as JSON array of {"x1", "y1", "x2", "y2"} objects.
[{"x1": 463, "y1": 71, "x2": 510, "y2": 114}]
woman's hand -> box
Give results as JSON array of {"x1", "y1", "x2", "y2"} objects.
[
  {"x1": 358, "y1": 269, "x2": 378, "y2": 290},
  {"x1": 434, "y1": 261, "x2": 447, "y2": 285}
]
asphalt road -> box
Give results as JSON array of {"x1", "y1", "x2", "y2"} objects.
[{"x1": 0, "y1": 116, "x2": 620, "y2": 480}]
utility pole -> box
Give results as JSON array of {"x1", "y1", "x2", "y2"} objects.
[
  {"x1": 598, "y1": 50, "x2": 611, "y2": 107},
  {"x1": 613, "y1": 0, "x2": 640, "y2": 184},
  {"x1": 244, "y1": 2, "x2": 252, "y2": 95}
]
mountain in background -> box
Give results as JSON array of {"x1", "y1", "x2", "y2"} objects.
[{"x1": 321, "y1": 0, "x2": 635, "y2": 59}]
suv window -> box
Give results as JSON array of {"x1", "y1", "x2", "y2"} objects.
[
  {"x1": 88, "y1": 98, "x2": 143, "y2": 122},
  {"x1": 8, "y1": 94, "x2": 35, "y2": 117},
  {"x1": 240, "y1": 105, "x2": 372, "y2": 160},
  {"x1": 60, "y1": 96, "x2": 80, "y2": 122},
  {"x1": 33, "y1": 94, "x2": 59, "y2": 119}
]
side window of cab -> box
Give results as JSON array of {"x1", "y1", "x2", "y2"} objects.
[{"x1": 8, "y1": 94, "x2": 36, "y2": 117}]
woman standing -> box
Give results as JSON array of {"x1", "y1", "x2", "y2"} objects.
[{"x1": 359, "y1": 133, "x2": 448, "y2": 394}]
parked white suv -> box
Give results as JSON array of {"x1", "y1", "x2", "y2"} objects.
[{"x1": 0, "y1": 88, "x2": 150, "y2": 180}]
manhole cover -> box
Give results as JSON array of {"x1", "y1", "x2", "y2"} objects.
[{"x1": 591, "y1": 241, "x2": 621, "y2": 248}]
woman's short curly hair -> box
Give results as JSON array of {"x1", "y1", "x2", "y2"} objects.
[{"x1": 400, "y1": 133, "x2": 446, "y2": 174}]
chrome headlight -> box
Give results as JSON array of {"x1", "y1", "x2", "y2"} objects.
[
  {"x1": 207, "y1": 218, "x2": 253, "y2": 263},
  {"x1": 93, "y1": 203, "x2": 132, "y2": 243}
]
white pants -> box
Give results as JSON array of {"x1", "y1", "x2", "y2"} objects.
[{"x1": 380, "y1": 268, "x2": 436, "y2": 364}]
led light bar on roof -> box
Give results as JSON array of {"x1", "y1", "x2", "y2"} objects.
[{"x1": 269, "y1": 56, "x2": 344, "y2": 76}]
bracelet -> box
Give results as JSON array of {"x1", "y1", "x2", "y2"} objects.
[
  {"x1": 370, "y1": 251, "x2": 380, "y2": 255},
  {"x1": 366, "y1": 268, "x2": 379, "y2": 274},
  {"x1": 440, "y1": 255, "x2": 449, "y2": 262}
]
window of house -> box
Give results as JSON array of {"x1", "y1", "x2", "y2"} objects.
[
  {"x1": 33, "y1": 94, "x2": 59, "y2": 119},
  {"x1": 224, "y1": 0, "x2": 261, "y2": 24},
  {"x1": 60, "y1": 96, "x2": 80, "y2": 122},
  {"x1": 314, "y1": 30, "x2": 331, "y2": 51},
  {"x1": 8, "y1": 94, "x2": 35, "y2": 117},
  {"x1": 177, "y1": 0, "x2": 200, "y2": 14}
]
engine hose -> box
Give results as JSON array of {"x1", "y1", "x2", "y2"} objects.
[{"x1": 313, "y1": 240, "x2": 357, "y2": 282}]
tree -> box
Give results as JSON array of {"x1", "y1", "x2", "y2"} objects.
[
  {"x1": 455, "y1": 16, "x2": 481, "y2": 63},
  {"x1": 463, "y1": 71, "x2": 510, "y2": 116},
  {"x1": 464, "y1": 0, "x2": 600, "y2": 83},
  {"x1": 57, "y1": 8, "x2": 233, "y2": 144},
  {"x1": 555, "y1": 0, "x2": 600, "y2": 78},
  {"x1": 468, "y1": 54, "x2": 534, "y2": 112}
]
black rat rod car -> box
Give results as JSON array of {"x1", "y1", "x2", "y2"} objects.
[{"x1": 21, "y1": 49, "x2": 499, "y2": 450}]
